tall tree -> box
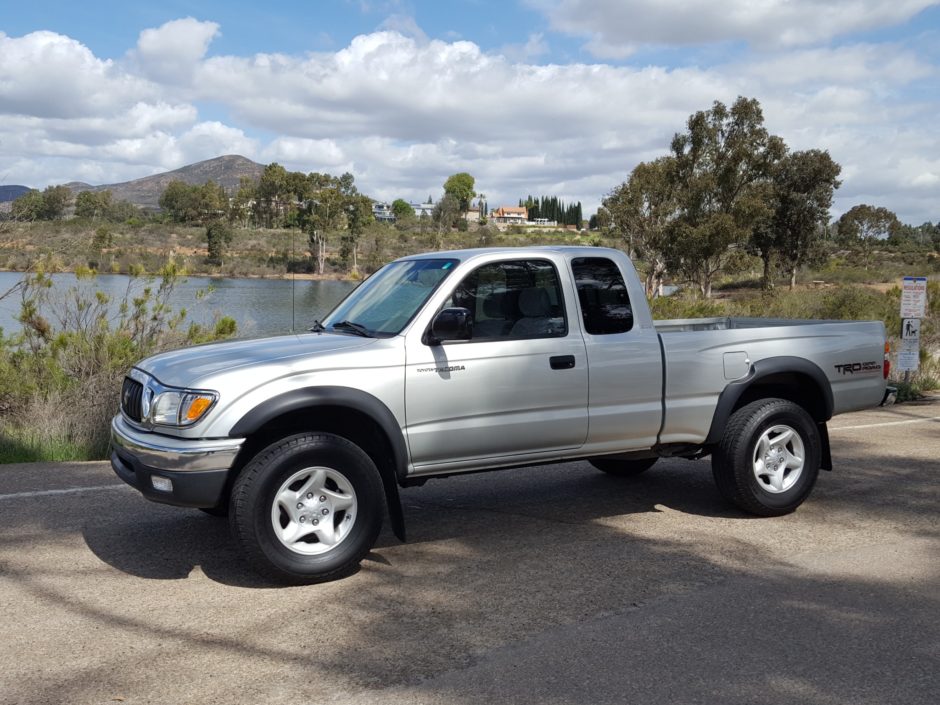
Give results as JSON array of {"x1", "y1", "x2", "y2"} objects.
[
  {"x1": 836, "y1": 204, "x2": 901, "y2": 267},
  {"x1": 391, "y1": 198, "x2": 414, "y2": 220},
  {"x1": 752, "y1": 149, "x2": 841, "y2": 289},
  {"x1": 229, "y1": 176, "x2": 257, "y2": 228},
  {"x1": 342, "y1": 194, "x2": 374, "y2": 273},
  {"x1": 75, "y1": 190, "x2": 113, "y2": 221},
  {"x1": 159, "y1": 180, "x2": 199, "y2": 223},
  {"x1": 206, "y1": 220, "x2": 234, "y2": 266},
  {"x1": 432, "y1": 194, "x2": 460, "y2": 249},
  {"x1": 663, "y1": 97, "x2": 786, "y2": 297},
  {"x1": 39, "y1": 185, "x2": 72, "y2": 220},
  {"x1": 604, "y1": 157, "x2": 677, "y2": 296},
  {"x1": 254, "y1": 163, "x2": 290, "y2": 228},
  {"x1": 10, "y1": 190, "x2": 43, "y2": 222},
  {"x1": 443, "y1": 173, "x2": 476, "y2": 213}
]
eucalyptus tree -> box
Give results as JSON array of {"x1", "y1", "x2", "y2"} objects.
[
  {"x1": 604, "y1": 157, "x2": 676, "y2": 296},
  {"x1": 664, "y1": 97, "x2": 786, "y2": 297},
  {"x1": 751, "y1": 149, "x2": 841, "y2": 289}
]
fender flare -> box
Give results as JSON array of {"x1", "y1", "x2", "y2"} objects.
[
  {"x1": 704, "y1": 356, "x2": 834, "y2": 449},
  {"x1": 229, "y1": 386, "x2": 409, "y2": 540}
]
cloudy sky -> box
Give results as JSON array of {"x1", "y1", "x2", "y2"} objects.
[{"x1": 2, "y1": 0, "x2": 939, "y2": 222}]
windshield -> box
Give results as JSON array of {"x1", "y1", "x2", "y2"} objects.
[{"x1": 321, "y1": 258, "x2": 458, "y2": 337}]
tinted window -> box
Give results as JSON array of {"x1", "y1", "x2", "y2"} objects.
[
  {"x1": 444, "y1": 259, "x2": 567, "y2": 340},
  {"x1": 571, "y1": 257, "x2": 633, "y2": 334}
]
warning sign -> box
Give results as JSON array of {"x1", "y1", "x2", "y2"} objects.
[{"x1": 900, "y1": 277, "x2": 927, "y2": 319}]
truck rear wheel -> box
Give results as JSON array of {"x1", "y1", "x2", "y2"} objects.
[
  {"x1": 589, "y1": 457, "x2": 658, "y2": 477},
  {"x1": 230, "y1": 432, "x2": 384, "y2": 584},
  {"x1": 712, "y1": 398, "x2": 820, "y2": 516}
]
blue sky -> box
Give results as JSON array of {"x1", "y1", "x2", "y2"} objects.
[{"x1": 2, "y1": 0, "x2": 939, "y2": 222}]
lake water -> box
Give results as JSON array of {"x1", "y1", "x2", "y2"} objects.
[{"x1": 0, "y1": 272, "x2": 358, "y2": 338}]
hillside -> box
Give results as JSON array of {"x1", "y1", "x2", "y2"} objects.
[
  {"x1": 0, "y1": 185, "x2": 31, "y2": 203},
  {"x1": 69, "y1": 155, "x2": 265, "y2": 208}
]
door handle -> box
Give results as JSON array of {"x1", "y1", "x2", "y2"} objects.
[{"x1": 550, "y1": 355, "x2": 576, "y2": 370}]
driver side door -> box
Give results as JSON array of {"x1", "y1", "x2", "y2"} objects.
[{"x1": 404, "y1": 258, "x2": 589, "y2": 470}]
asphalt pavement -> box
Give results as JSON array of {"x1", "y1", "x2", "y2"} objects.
[{"x1": 0, "y1": 399, "x2": 938, "y2": 705}]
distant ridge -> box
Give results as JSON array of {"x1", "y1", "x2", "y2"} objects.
[
  {"x1": 0, "y1": 185, "x2": 31, "y2": 203},
  {"x1": 69, "y1": 155, "x2": 265, "y2": 208}
]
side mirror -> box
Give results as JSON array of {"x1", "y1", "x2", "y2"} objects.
[{"x1": 429, "y1": 307, "x2": 473, "y2": 344}]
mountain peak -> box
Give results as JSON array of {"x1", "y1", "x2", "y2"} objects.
[{"x1": 69, "y1": 155, "x2": 266, "y2": 208}]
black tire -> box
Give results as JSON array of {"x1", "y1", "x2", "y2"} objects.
[
  {"x1": 712, "y1": 398, "x2": 821, "y2": 517},
  {"x1": 589, "y1": 457, "x2": 658, "y2": 477},
  {"x1": 230, "y1": 432, "x2": 384, "y2": 584}
]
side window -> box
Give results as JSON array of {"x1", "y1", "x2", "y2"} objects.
[
  {"x1": 571, "y1": 257, "x2": 633, "y2": 335},
  {"x1": 444, "y1": 259, "x2": 567, "y2": 341}
]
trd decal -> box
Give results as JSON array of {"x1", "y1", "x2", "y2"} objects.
[{"x1": 834, "y1": 361, "x2": 881, "y2": 375}]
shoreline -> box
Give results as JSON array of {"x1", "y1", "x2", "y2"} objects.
[{"x1": 0, "y1": 266, "x2": 359, "y2": 283}]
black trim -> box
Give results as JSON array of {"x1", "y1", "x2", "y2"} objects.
[
  {"x1": 228, "y1": 386, "x2": 408, "y2": 542},
  {"x1": 704, "y1": 356, "x2": 834, "y2": 446},
  {"x1": 655, "y1": 333, "x2": 668, "y2": 443},
  {"x1": 111, "y1": 447, "x2": 228, "y2": 508},
  {"x1": 818, "y1": 422, "x2": 832, "y2": 471}
]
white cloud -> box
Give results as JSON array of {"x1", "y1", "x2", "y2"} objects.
[
  {"x1": 0, "y1": 31, "x2": 157, "y2": 119},
  {"x1": 131, "y1": 18, "x2": 220, "y2": 84},
  {"x1": 1, "y1": 22, "x2": 938, "y2": 225},
  {"x1": 528, "y1": 0, "x2": 940, "y2": 54}
]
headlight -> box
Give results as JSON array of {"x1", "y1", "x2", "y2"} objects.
[{"x1": 150, "y1": 389, "x2": 217, "y2": 426}]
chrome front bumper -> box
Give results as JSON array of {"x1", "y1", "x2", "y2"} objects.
[
  {"x1": 110, "y1": 415, "x2": 246, "y2": 507},
  {"x1": 110, "y1": 415, "x2": 244, "y2": 473}
]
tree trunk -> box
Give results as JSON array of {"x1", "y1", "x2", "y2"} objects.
[
  {"x1": 789, "y1": 266, "x2": 797, "y2": 290},
  {"x1": 762, "y1": 255, "x2": 775, "y2": 291}
]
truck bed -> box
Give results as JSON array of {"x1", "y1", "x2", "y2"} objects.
[{"x1": 653, "y1": 317, "x2": 887, "y2": 445}]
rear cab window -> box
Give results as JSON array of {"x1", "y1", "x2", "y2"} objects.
[{"x1": 571, "y1": 257, "x2": 634, "y2": 335}]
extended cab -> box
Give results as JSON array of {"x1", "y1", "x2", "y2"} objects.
[{"x1": 111, "y1": 247, "x2": 890, "y2": 582}]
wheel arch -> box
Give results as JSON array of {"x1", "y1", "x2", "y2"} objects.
[
  {"x1": 705, "y1": 356, "x2": 833, "y2": 470},
  {"x1": 228, "y1": 386, "x2": 408, "y2": 540}
]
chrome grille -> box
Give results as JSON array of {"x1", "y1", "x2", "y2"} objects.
[{"x1": 121, "y1": 377, "x2": 144, "y2": 421}]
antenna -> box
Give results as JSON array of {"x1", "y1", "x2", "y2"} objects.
[{"x1": 291, "y1": 226, "x2": 296, "y2": 333}]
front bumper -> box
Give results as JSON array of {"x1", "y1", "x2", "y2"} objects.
[{"x1": 110, "y1": 415, "x2": 245, "y2": 508}]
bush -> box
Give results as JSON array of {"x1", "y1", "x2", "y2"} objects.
[{"x1": 0, "y1": 264, "x2": 236, "y2": 461}]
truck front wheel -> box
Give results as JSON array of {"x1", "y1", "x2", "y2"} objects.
[
  {"x1": 230, "y1": 433, "x2": 384, "y2": 584},
  {"x1": 712, "y1": 398, "x2": 821, "y2": 516}
]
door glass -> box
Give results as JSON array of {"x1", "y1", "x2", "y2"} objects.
[{"x1": 443, "y1": 259, "x2": 567, "y2": 341}]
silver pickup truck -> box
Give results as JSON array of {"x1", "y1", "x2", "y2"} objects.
[{"x1": 111, "y1": 247, "x2": 890, "y2": 583}]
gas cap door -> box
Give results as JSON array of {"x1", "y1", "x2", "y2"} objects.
[{"x1": 723, "y1": 351, "x2": 750, "y2": 380}]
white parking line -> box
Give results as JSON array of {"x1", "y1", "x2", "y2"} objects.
[
  {"x1": 0, "y1": 484, "x2": 127, "y2": 501},
  {"x1": 830, "y1": 416, "x2": 940, "y2": 432}
]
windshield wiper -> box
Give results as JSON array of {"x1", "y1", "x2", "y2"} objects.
[
  {"x1": 309, "y1": 320, "x2": 326, "y2": 333},
  {"x1": 331, "y1": 320, "x2": 374, "y2": 337}
]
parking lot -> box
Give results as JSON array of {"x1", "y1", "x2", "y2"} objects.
[{"x1": 1, "y1": 399, "x2": 938, "y2": 705}]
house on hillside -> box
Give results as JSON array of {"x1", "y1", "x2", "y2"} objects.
[
  {"x1": 490, "y1": 206, "x2": 528, "y2": 224},
  {"x1": 372, "y1": 201, "x2": 395, "y2": 222},
  {"x1": 462, "y1": 200, "x2": 485, "y2": 222},
  {"x1": 409, "y1": 202, "x2": 435, "y2": 218}
]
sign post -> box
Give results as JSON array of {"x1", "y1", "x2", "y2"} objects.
[{"x1": 899, "y1": 277, "x2": 928, "y2": 383}]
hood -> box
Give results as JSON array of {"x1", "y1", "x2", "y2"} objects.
[{"x1": 137, "y1": 332, "x2": 376, "y2": 388}]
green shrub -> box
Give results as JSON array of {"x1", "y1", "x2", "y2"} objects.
[{"x1": 0, "y1": 264, "x2": 237, "y2": 460}]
